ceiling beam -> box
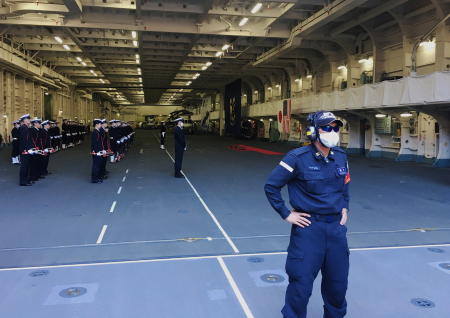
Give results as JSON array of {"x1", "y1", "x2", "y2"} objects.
[{"x1": 330, "y1": 0, "x2": 408, "y2": 37}]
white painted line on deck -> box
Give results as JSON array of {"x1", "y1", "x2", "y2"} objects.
[
  {"x1": 2, "y1": 244, "x2": 450, "y2": 272},
  {"x1": 122, "y1": 176, "x2": 126, "y2": 182},
  {"x1": 109, "y1": 201, "x2": 117, "y2": 213},
  {"x1": 117, "y1": 186, "x2": 122, "y2": 194},
  {"x1": 217, "y1": 257, "x2": 255, "y2": 318},
  {"x1": 96, "y1": 225, "x2": 108, "y2": 244},
  {"x1": 163, "y1": 148, "x2": 240, "y2": 254}
]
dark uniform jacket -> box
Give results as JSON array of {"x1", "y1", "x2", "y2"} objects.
[
  {"x1": 265, "y1": 144, "x2": 350, "y2": 218},
  {"x1": 11, "y1": 127, "x2": 20, "y2": 156},
  {"x1": 174, "y1": 126, "x2": 186, "y2": 149},
  {"x1": 30, "y1": 127, "x2": 41, "y2": 150},
  {"x1": 91, "y1": 128, "x2": 104, "y2": 153},
  {"x1": 109, "y1": 127, "x2": 120, "y2": 151},
  {"x1": 18, "y1": 125, "x2": 32, "y2": 153},
  {"x1": 41, "y1": 129, "x2": 51, "y2": 149}
]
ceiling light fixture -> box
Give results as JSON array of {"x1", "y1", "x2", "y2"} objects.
[
  {"x1": 251, "y1": 3, "x2": 262, "y2": 14},
  {"x1": 63, "y1": 44, "x2": 71, "y2": 51},
  {"x1": 76, "y1": 57, "x2": 82, "y2": 62},
  {"x1": 419, "y1": 40, "x2": 436, "y2": 49},
  {"x1": 400, "y1": 113, "x2": 413, "y2": 118},
  {"x1": 222, "y1": 44, "x2": 230, "y2": 51},
  {"x1": 81, "y1": 61, "x2": 87, "y2": 66},
  {"x1": 135, "y1": 54, "x2": 140, "y2": 59},
  {"x1": 136, "y1": 59, "x2": 140, "y2": 64},
  {"x1": 133, "y1": 40, "x2": 138, "y2": 47},
  {"x1": 215, "y1": 51, "x2": 223, "y2": 57},
  {"x1": 375, "y1": 114, "x2": 387, "y2": 118},
  {"x1": 131, "y1": 31, "x2": 137, "y2": 39},
  {"x1": 54, "y1": 36, "x2": 63, "y2": 44},
  {"x1": 205, "y1": 62, "x2": 212, "y2": 66},
  {"x1": 201, "y1": 66, "x2": 207, "y2": 70},
  {"x1": 239, "y1": 17, "x2": 249, "y2": 27},
  {"x1": 358, "y1": 59, "x2": 368, "y2": 64},
  {"x1": 337, "y1": 65, "x2": 347, "y2": 70},
  {"x1": 306, "y1": 75, "x2": 312, "y2": 79},
  {"x1": 186, "y1": 81, "x2": 192, "y2": 86},
  {"x1": 295, "y1": 78, "x2": 301, "y2": 82}
]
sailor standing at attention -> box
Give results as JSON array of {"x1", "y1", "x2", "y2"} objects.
[
  {"x1": 11, "y1": 120, "x2": 21, "y2": 165},
  {"x1": 18, "y1": 114, "x2": 32, "y2": 186},
  {"x1": 91, "y1": 119, "x2": 105, "y2": 184},
  {"x1": 160, "y1": 121, "x2": 167, "y2": 150},
  {"x1": 173, "y1": 118, "x2": 186, "y2": 178}
]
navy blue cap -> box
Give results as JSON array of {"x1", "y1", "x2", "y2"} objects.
[
  {"x1": 310, "y1": 111, "x2": 343, "y2": 127},
  {"x1": 173, "y1": 117, "x2": 184, "y2": 123},
  {"x1": 93, "y1": 119, "x2": 102, "y2": 125}
]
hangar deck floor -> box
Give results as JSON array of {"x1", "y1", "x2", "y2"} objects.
[{"x1": 0, "y1": 130, "x2": 449, "y2": 318}]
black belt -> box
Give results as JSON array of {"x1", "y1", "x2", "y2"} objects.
[{"x1": 308, "y1": 213, "x2": 341, "y2": 223}]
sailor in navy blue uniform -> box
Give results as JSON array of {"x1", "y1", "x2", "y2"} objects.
[
  {"x1": 173, "y1": 118, "x2": 186, "y2": 178},
  {"x1": 264, "y1": 111, "x2": 351, "y2": 318},
  {"x1": 18, "y1": 114, "x2": 32, "y2": 186},
  {"x1": 11, "y1": 120, "x2": 21, "y2": 165},
  {"x1": 91, "y1": 119, "x2": 104, "y2": 183},
  {"x1": 160, "y1": 121, "x2": 166, "y2": 150}
]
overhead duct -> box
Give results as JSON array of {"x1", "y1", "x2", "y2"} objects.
[
  {"x1": 31, "y1": 76, "x2": 62, "y2": 90},
  {"x1": 0, "y1": 3, "x2": 69, "y2": 16},
  {"x1": 252, "y1": 0, "x2": 368, "y2": 66}
]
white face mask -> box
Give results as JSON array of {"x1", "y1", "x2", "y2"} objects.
[{"x1": 319, "y1": 131, "x2": 339, "y2": 148}]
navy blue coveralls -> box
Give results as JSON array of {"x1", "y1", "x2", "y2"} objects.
[
  {"x1": 174, "y1": 125, "x2": 186, "y2": 177},
  {"x1": 264, "y1": 144, "x2": 350, "y2": 318}
]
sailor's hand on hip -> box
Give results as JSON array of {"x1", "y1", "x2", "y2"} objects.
[
  {"x1": 340, "y1": 208, "x2": 348, "y2": 225},
  {"x1": 285, "y1": 211, "x2": 311, "y2": 228}
]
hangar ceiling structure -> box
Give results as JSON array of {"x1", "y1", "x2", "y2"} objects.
[{"x1": 0, "y1": 0, "x2": 448, "y2": 107}]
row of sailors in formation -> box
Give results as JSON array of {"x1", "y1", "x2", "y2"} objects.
[
  {"x1": 13, "y1": 114, "x2": 64, "y2": 186},
  {"x1": 90, "y1": 118, "x2": 135, "y2": 183},
  {"x1": 11, "y1": 118, "x2": 88, "y2": 164},
  {"x1": 12, "y1": 114, "x2": 134, "y2": 186}
]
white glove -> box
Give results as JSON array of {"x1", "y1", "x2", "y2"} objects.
[{"x1": 27, "y1": 149, "x2": 34, "y2": 154}]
